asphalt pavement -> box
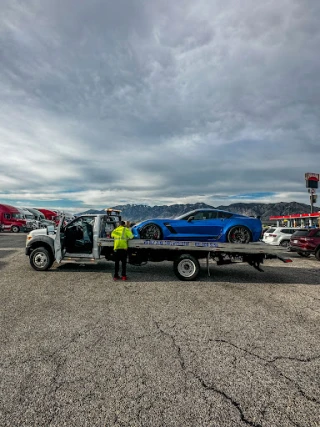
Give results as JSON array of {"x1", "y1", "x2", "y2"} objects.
[{"x1": 0, "y1": 233, "x2": 319, "y2": 426}]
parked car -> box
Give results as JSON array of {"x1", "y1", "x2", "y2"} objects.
[
  {"x1": 289, "y1": 228, "x2": 320, "y2": 260},
  {"x1": 131, "y1": 208, "x2": 262, "y2": 243},
  {"x1": 262, "y1": 227, "x2": 298, "y2": 247}
]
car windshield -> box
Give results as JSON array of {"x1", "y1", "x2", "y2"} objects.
[{"x1": 291, "y1": 230, "x2": 310, "y2": 237}]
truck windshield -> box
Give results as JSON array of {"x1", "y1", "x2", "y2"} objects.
[{"x1": 12, "y1": 213, "x2": 24, "y2": 219}]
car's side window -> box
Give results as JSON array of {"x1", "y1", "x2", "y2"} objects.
[
  {"x1": 207, "y1": 211, "x2": 218, "y2": 219},
  {"x1": 184, "y1": 214, "x2": 195, "y2": 221},
  {"x1": 193, "y1": 212, "x2": 206, "y2": 220},
  {"x1": 217, "y1": 211, "x2": 232, "y2": 219},
  {"x1": 314, "y1": 230, "x2": 320, "y2": 237},
  {"x1": 281, "y1": 229, "x2": 292, "y2": 234}
]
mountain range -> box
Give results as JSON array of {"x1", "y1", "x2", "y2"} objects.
[{"x1": 77, "y1": 201, "x2": 319, "y2": 223}]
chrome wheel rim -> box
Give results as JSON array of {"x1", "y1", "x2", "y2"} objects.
[
  {"x1": 229, "y1": 227, "x2": 250, "y2": 243},
  {"x1": 34, "y1": 252, "x2": 48, "y2": 268},
  {"x1": 178, "y1": 260, "x2": 196, "y2": 278},
  {"x1": 142, "y1": 225, "x2": 161, "y2": 239}
]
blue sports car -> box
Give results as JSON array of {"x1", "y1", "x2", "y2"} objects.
[{"x1": 131, "y1": 208, "x2": 262, "y2": 243}]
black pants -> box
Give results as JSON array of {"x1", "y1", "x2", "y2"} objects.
[{"x1": 114, "y1": 249, "x2": 128, "y2": 277}]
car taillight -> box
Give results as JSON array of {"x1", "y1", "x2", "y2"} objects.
[{"x1": 269, "y1": 234, "x2": 277, "y2": 237}]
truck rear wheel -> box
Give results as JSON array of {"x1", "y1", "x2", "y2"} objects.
[
  {"x1": 30, "y1": 247, "x2": 54, "y2": 271},
  {"x1": 173, "y1": 254, "x2": 200, "y2": 281}
]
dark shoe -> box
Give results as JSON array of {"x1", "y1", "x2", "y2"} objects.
[
  {"x1": 113, "y1": 276, "x2": 120, "y2": 281},
  {"x1": 121, "y1": 276, "x2": 127, "y2": 281}
]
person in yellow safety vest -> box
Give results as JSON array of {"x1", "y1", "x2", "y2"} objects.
[{"x1": 111, "y1": 220, "x2": 134, "y2": 281}]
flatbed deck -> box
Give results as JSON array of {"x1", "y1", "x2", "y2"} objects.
[{"x1": 98, "y1": 238, "x2": 290, "y2": 255}]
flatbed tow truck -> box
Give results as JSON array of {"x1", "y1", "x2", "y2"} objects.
[{"x1": 26, "y1": 212, "x2": 292, "y2": 281}]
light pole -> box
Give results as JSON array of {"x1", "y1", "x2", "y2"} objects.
[{"x1": 305, "y1": 173, "x2": 319, "y2": 215}]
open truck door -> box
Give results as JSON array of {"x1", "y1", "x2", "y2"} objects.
[{"x1": 54, "y1": 216, "x2": 65, "y2": 263}]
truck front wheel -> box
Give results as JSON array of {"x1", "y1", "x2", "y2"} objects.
[
  {"x1": 11, "y1": 225, "x2": 20, "y2": 233},
  {"x1": 173, "y1": 254, "x2": 200, "y2": 281},
  {"x1": 30, "y1": 247, "x2": 54, "y2": 271}
]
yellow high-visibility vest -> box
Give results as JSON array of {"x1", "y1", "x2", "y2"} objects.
[{"x1": 111, "y1": 226, "x2": 133, "y2": 250}]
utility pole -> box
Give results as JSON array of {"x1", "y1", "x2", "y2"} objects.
[
  {"x1": 310, "y1": 190, "x2": 314, "y2": 214},
  {"x1": 305, "y1": 174, "x2": 319, "y2": 227}
]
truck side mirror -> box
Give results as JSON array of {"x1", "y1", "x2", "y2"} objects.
[{"x1": 47, "y1": 225, "x2": 55, "y2": 234}]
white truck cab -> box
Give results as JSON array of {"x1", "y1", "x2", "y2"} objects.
[{"x1": 26, "y1": 214, "x2": 119, "y2": 271}]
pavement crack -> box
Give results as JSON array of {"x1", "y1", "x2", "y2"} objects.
[
  {"x1": 211, "y1": 338, "x2": 320, "y2": 406},
  {"x1": 154, "y1": 320, "x2": 186, "y2": 372},
  {"x1": 269, "y1": 364, "x2": 320, "y2": 406},
  {"x1": 268, "y1": 354, "x2": 320, "y2": 363},
  {"x1": 211, "y1": 339, "x2": 269, "y2": 363},
  {"x1": 211, "y1": 338, "x2": 320, "y2": 365},
  {"x1": 154, "y1": 323, "x2": 262, "y2": 426},
  {"x1": 193, "y1": 373, "x2": 263, "y2": 427}
]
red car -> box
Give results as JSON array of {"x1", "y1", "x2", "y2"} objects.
[{"x1": 289, "y1": 228, "x2": 320, "y2": 260}]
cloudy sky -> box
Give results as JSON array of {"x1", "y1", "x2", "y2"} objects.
[{"x1": 0, "y1": 0, "x2": 319, "y2": 211}]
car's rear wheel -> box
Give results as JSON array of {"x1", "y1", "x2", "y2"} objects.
[
  {"x1": 280, "y1": 240, "x2": 290, "y2": 248},
  {"x1": 11, "y1": 225, "x2": 20, "y2": 233},
  {"x1": 297, "y1": 252, "x2": 311, "y2": 258},
  {"x1": 140, "y1": 224, "x2": 163, "y2": 240},
  {"x1": 227, "y1": 226, "x2": 251, "y2": 243},
  {"x1": 173, "y1": 254, "x2": 200, "y2": 281},
  {"x1": 315, "y1": 249, "x2": 320, "y2": 261}
]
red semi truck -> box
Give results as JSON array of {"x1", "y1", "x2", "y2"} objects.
[
  {"x1": 35, "y1": 208, "x2": 61, "y2": 226},
  {"x1": 0, "y1": 204, "x2": 31, "y2": 233}
]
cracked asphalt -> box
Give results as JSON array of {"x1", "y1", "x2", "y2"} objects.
[{"x1": 0, "y1": 233, "x2": 319, "y2": 427}]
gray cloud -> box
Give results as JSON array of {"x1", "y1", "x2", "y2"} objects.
[{"x1": 0, "y1": 0, "x2": 319, "y2": 209}]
